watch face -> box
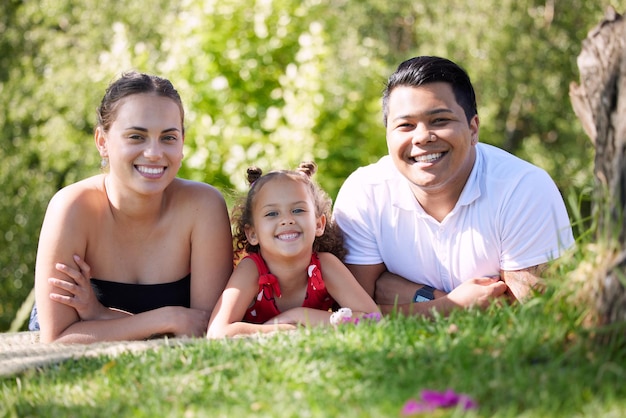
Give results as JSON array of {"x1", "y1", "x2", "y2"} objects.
[
  {"x1": 413, "y1": 285, "x2": 435, "y2": 302},
  {"x1": 413, "y1": 294, "x2": 431, "y2": 303}
]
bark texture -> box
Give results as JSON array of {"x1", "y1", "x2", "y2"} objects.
[{"x1": 569, "y1": 6, "x2": 626, "y2": 327}]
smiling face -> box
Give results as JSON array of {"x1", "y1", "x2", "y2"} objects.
[
  {"x1": 385, "y1": 82, "x2": 479, "y2": 200},
  {"x1": 96, "y1": 93, "x2": 184, "y2": 195},
  {"x1": 245, "y1": 176, "x2": 326, "y2": 261}
]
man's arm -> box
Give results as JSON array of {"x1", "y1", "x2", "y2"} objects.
[
  {"x1": 345, "y1": 263, "x2": 387, "y2": 298},
  {"x1": 375, "y1": 272, "x2": 447, "y2": 317},
  {"x1": 347, "y1": 265, "x2": 444, "y2": 304},
  {"x1": 374, "y1": 272, "x2": 446, "y2": 305},
  {"x1": 501, "y1": 264, "x2": 547, "y2": 303},
  {"x1": 370, "y1": 270, "x2": 508, "y2": 317},
  {"x1": 346, "y1": 265, "x2": 440, "y2": 317}
]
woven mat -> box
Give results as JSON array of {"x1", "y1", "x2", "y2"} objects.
[{"x1": 0, "y1": 331, "x2": 194, "y2": 378}]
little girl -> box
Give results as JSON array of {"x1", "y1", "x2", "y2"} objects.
[{"x1": 207, "y1": 162, "x2": 379, "y2": 338}]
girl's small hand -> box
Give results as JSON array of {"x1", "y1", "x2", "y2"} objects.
[
  {"x1": 267, "y1": 307, "x2": 331, "y2": 327},
  {"x1": 265, "y1": 309, "x2": 300, "y2": 325},
  {"x1": 49, "y1": 255, "x2": 108, "y2": 321}
]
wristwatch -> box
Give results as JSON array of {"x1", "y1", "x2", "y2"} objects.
[{"x1": 413, "y1": 285, "x2": 435, "y2": 302}]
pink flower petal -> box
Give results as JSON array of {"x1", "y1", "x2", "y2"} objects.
[
  {"x1": 401, "y1": 399, "x2": 432, "y2": 415},
  {"x1": 458, "y1": 394, "x2": 478, "y2": 410},
  {"x1": 402, "y1": 389, "x2": 477, "y2": 415},
  {"x1": 421, "y1": 389, "x2": 460, "y2": 407}
]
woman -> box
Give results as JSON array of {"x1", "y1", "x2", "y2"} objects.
[{"x1": 32, "y1": 72, "x2": 233, "y2": 343}]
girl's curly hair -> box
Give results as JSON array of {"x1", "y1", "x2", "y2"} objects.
[{"x1": 231, "y1": 161, "x2": 347, "y2": 261}]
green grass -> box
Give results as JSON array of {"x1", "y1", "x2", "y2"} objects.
[{"x1": 1, "y1": 291, "x2": 625, "y2": 417}]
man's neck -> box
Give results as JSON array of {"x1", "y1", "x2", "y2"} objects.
[{"x1": 411, "y1": 186, "x2": 459, "y2": 222}]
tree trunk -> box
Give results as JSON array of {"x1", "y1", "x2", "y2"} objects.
[{"x1": 569, "y1": 6, "x2": 626, "y2": 329}]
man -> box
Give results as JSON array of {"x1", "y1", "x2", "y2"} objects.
[{"x1": 333, "y1": 56, "x2": 574, "y2": 316}]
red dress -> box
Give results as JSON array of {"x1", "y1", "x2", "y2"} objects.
[{"x1": 243, "y1": 252, "x2": 336, "y2": 324}]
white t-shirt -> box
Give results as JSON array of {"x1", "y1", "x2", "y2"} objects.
[{"x1": 333, "y1": 143, "x2": 575, "y2": 292}]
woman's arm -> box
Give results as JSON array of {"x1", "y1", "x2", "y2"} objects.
[
  {"x1": 35, "y1": 188, "x2": 98, "y2": 342},
  {"x1": 36, "y1": 184, "x2": 215, "y2": 343},
  {"x1": 48, "y1": 255, "x2": 129, "y2": 321},
  {"x1": 45, "y1": 253, "x2": 210, "y2": 343},
  {"x1": 43, "y1": 251, "x2": 211, "y2": 343},
  {"x1": 49, "y1": 306, "x2": 210, "y2": 343},
  {"x1": 188, "y1": 183, "x2": 233, "y2": 314}
]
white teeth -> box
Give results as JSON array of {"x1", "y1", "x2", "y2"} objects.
[
  {"x1": 278, "y1": 233, "x2": 299, "y2": 240},
  {"x1": 137, "y1": 166, "x2": 164, "y2": 175},
  {"x1": 414, "y1": 153, "x2": 443, "y2": 163}
]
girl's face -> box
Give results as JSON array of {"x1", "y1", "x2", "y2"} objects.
[
  {"x1": 245, "y1": 177, "x2": 326, "y2": 260},
  {"x1": 96, "y1": 93, "x2": 184, "y2": 195}
]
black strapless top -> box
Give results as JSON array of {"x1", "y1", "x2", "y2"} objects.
[{"x1": 90, "y1": 274, "x2": 191, "y2": 314}]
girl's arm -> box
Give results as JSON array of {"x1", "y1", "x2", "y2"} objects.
[
  {"x1": 317, "y1": 252, "x2": 380, "y2": 317},
  {"x1": 267, "y1": 307, "x2": 332, "y2": 326},
  {"x1": 207, "y1": 259, "x2": 296, "y2": 338}
]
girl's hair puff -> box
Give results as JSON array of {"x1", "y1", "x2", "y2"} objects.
[{"x1": 232, "y1": 161, "x2": 346, "y2": 261}]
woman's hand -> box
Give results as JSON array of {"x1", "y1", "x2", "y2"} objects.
[
  {"x1": 162, "y1": 306, "x2": 211, "y2": 337},
  {"x1": 48, "y1": 254, "x2": 111, "y2": 321}
]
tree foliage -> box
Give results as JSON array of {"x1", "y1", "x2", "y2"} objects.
[{"x1": 0, "y1": 0, "x2": 610, "y2": 330}]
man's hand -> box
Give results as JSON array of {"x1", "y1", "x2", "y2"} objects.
[
  {"x1": 374, "y1": 272, "x2": 508, "y2": 317},
  {"x1": 445, "y1": 277, "x2": 508, "y2": 309},
  {"x1": 501, "y1": 264, "x2": 546, "y2": 303}
]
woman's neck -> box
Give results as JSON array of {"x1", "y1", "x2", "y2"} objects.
[{"x1": 103, "y1": 174, "x2": 167, "y2": 223}]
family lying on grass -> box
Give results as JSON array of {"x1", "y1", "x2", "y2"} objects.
[{"x1": 29, "y1": 56, "x2": 574, "y2": 343}]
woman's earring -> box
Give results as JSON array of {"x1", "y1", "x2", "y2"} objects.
[{"x1": 100, "y1": 157, "x2": 109, "y2": 170}]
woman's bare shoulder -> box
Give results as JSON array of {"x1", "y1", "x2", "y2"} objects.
[
  {"x1": 169, "y1": 178, "x2": 229, "y2": 207},
  {"x1": 47, "y1": 175, "x2": 106, "y2": 213},
  {"x1": 39, "y1": 176, "x2": 108, "y2": 240}
]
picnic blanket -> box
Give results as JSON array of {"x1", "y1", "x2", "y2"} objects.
[{"x1": 0, "y1": 331, "x2": 192, "y2": 377}]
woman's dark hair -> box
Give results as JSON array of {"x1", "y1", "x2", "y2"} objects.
[
  {"x1": 382, "y1": 56, "x2": 477, "y2": 126},
  {"x1": 232, "y1": 161, "x2": 347, "y2": 261},
  {"x1": 96, "y1": 71, "x2": 184, "y2": 133}
]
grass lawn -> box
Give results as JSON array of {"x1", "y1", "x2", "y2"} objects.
[{"x1": 1, "y1": 287, "x2": 625, "y2": 417}]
